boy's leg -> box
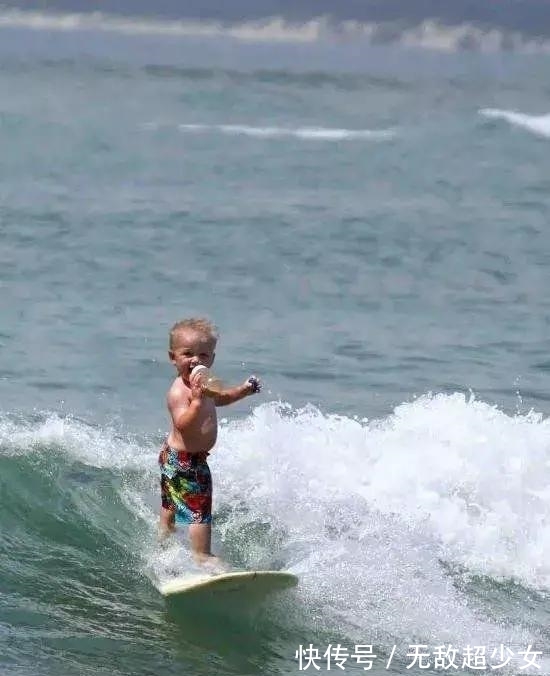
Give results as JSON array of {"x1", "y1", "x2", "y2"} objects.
[
  {"x1": 188, "y1": 524, "x2": 227, "y2": 571},
  {"x1": 158, "y1": 506, "x2": 176, "y2": 540},
  {"x1": 188, "y1": 523, "x2": 212, "y2": 561}
]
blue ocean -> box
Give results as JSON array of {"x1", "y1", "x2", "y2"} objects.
[{"x1": 1, "y1": 8, "x2": 550, "y2": 676}]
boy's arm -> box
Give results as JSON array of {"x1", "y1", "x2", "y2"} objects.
[
  {"x1": 168, "y1": 388, "x2": 203, "y2": 431},
  {"x1": 212, "y1": 377, "x2": 261, "y2": 407}
]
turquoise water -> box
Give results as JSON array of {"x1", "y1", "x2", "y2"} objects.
[{"x1": 1, "y1": 19, "x2": 550, "y2": 676}]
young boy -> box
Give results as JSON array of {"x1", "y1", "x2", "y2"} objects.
[{"x1": 158, "y1": 317, "x2": 260, "y2": 567}]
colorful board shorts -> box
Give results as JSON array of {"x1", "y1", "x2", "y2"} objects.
[{"x1": 158, "y1": 440, "x2": 212, "y2": 524}]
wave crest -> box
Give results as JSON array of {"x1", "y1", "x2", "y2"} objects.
[
  {"x1": 1, "y1": 9, "x2": 550, "y2": 53},
  {"x1": 173, "y1": 123, "x2": 395, "y2": 141},
  {"x1": 480, "y1": 108, "x2": 550, "y2": 138}
]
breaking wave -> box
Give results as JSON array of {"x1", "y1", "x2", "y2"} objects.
[
  {"x1": 174, "y1": 123, "x2": 395, "y2": 141},
  {"x1": 2, "y1": 393, "x2": 549, "y2": 672},
  {"x1": 480, "y1": 108, "x2": 550, "y2": 139},
  {"x1": 1, "y1": 8, "x2": 550, "y2": 53}
]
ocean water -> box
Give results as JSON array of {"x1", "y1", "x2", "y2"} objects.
[{"x1": 1, "y1": 14, "x2": 550, "y2": 676}]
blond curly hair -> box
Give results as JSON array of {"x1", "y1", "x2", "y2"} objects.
[{"x1": 169, "y1": 317, "x2": 219, "y2": 350}]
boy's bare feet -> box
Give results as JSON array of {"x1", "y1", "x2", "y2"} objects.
[{"x1": 193, "y1": 553, "x2": 231, "y2": 575}]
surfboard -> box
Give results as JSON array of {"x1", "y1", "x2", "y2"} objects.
[{"x1": 160, "y1": 570, "x2": 298, "y2": 599}]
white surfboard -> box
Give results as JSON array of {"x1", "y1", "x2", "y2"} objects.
[{"x1": 160, "y1": 570, "x2": 298, "y2": 599}]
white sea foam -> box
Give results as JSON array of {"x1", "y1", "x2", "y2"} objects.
[
  {"x1": 0, "y1": 413, "x2": 153, "y2": 470},
  {"x1": 480, "y1": 108, "x2": 550, "y2": 139},
  {"x1": 210, "y1": 397, "x2": 550, "y2": 638},
  {"x1": 1, "y1": 8, "x2": 550, "y2": 53},
  {"x1": 0, "y1": 8, "x2": 321, "y2": 43},
  {"x1": 176, "y1": 123, "x2": 395, "y2": 141}
]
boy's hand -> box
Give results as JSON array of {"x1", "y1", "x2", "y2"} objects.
[
  {"x1": 245, "y1": 376, "x2": 261, "y2": 395},
  {"x1": 189, "y1": 370, "x2": 206, "y2": 401}
]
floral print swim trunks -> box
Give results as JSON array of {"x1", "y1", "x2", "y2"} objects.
[{"x1": 158, "y1": 439, "x2": 212, "y2": 524}]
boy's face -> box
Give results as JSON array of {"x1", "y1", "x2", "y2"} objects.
[{"x1": 169, "y1": 329, "x2": 216, "y2": 382}]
